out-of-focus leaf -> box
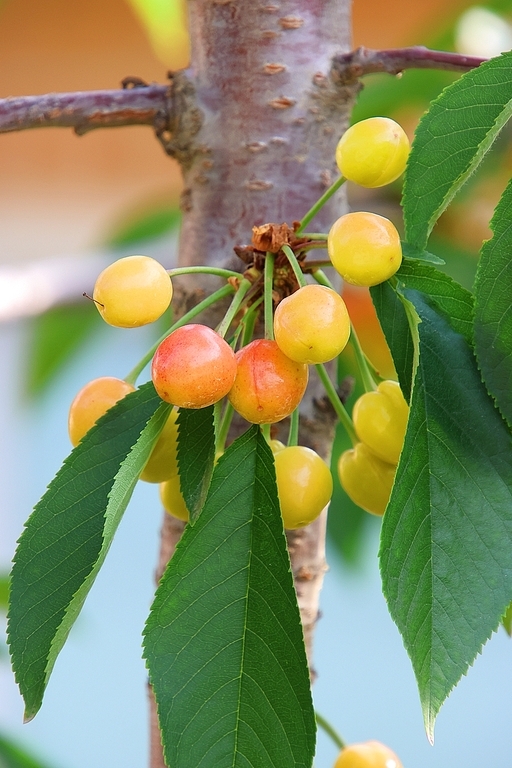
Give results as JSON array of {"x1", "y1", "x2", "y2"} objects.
[
  {"x1": 176, "y1": 407, "x2": 215, "y2": 523},
  {"x1": 0, "y1": 574, "x2": 8, "y2": 611},
  {"x1": 107, "y1": 205, "x2": 181, "y2": 249},
  {"x1": 0, "y1": 732, "x2": 55, "y2": 768},
  {"x1": 403, "y1": 52, "x2": 512, "y2": 250},
  {"x1": 144, "y1": 426, "x2": 316, "y2": 768},
  {"x1": 474, "y1": 177, "x2": 512, "y2": 426},
  {"x1": 26, "y1": 302, "x2": 102, "y2": 398},
  {"x1": 125, "y1": 0, "x2": 189, "y2": 64}
]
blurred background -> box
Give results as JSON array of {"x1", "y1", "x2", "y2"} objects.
[{"x1": 1, "y1": 0, "x2": 512, "y2": 766}]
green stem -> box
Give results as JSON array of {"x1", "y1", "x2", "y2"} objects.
[
  {"x1": 315, "y1": 712, "x2": 346, "y2": 752},
  {"x1": 311, "y1": 269, "x2": 335, "y2": 290},
  {"x1": 264, "y1": 252, "x2": 276, "y2": 340},
  {"x1": 216, "y1": 401, "x2": 235, "y2": 455},
  {"x1": 167, "y1": 266, "x2": 241, "y2": 279},
  {"x1": 281, "y1": 244, "x2": 307, "y2": 288},
  {"x1": 315, "y1": 364, "x2": 357, "y2": 446},
  {"x1": 124, "y1": 283, "x2": 234, "y2": 386},
  {"x1": 350, "y1": 326, "x2": 377, "y2": 393},
  {"x1": 261, "y1": 424, "x2": 271, "y2": 442},
  {"x1": 217, "y1": 278, "x2": 253, "y2": 338},
  {"x1": 296, "y1": 175, "x2": 346, "y2": 234},
  {"x1": 287, "y1": 408, "x2": 299, "y2": 447},
  {"x1": 301, "y1": 233, "x2": 329, "y2": 240}
]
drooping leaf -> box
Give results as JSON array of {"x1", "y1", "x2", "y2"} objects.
[
  {"x1": 403, "y1": 51, "x2": 512, "y2": 249},
  {"x1": 474, "y1": 177, "x2": 512, "y2": 426},
  {"x1": 370, "y1": 281, "x2": 416, "y2": 402},
  {"x1": 144, "y1": 426, "x2": 315, "y2": 768},
  {"x1": 401, "y1": 242, "x2": 445, "y2": 265},
  {"x1": 176, "y1": 406, "x2": 215, "y2": 522},
  {"x1": 8, "y1": 383, "x2": 169, "y2": 721},
  {"x1": 380, "y1": 290, "x2": 512, "y2": 741},
  {"x1": 0, "y1": 732, "x2": 56, "y2": 768},
  {"x1": 26, "y1": 302, "x2": 102, "y2": 397}
]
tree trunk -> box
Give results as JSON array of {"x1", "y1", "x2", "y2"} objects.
[{"x1": 151, "y1": 2, "x2": 355, "y2": 765}]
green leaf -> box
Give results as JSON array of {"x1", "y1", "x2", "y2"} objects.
[
  {"x1": 7, "y1": 383, "x2": 169, "y2": 721},
  {"x1": 107, "y1": 204, "x2": 181, "y2": 249},
  {"x1": 380, "y1": 290, "x2": 512, "y2": 741},
  {"x1": 401, "y1": 242, "x2": 445, "y2": 265},
  {"x1": 396, "y1": 261, "x2": 474, "y2": 345},
  {"x1": 403, "y1": 51, "x2": 512, "y2": 249},
  {"x1": 26, "y1": 303, "x2": 102, "y2": 397},
  {"x1": 370, "y1": 281, "x2": 416, "y2": 402},
  {"x1": 502, "y1": 600, "x2": 512, "y2": 637},
  {"x1": 143, "y1": 426, "x2": 315, "y2": 768},
  {"x1": 474, "y1": 178, "x2": 512, "y2": 427},
  {"x1": 176, "y1": 407, "x2": 215, "y2": 522},
  {"x1": 0, "y1": 732, "x2": 55, "y2": 768}
]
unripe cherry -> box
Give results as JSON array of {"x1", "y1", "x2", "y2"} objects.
[
  {"x1": 335, "y1": 116, "x2": 410, "y2": 188},
  {"x1": 334, "y1": 740, "x2": 403, "y2": 768},
  {"x1": 68, "y1": 376, "x2": 135, "y2": 447},
  {"x1": 338, "y1": 443, "x2": 396, "y2": 516},
  {"x1": 140, "y1": 408, "x2": 179, "y2": 483},
  {"x1": 274, "y1": 284, "x2": 351, "y2": 364},
  {"x1": 152, "y1": 324, "x2": 237, "y2": 408},
  {"x1": 160, "y1": 474, "x2": 189, "y2": 522},
  {"x1": 352, "y1": 380, "x2": 409, "y2": 464},
  {"x1": 228, "y1": 339, "x2": 308, "y2": 424},
  {"x1": 328, "y1": 212, "x2": 402, "y2": 287},
  {"x1": 93, "y1": 255, "x2": 173, "y2": 327},
  {"x1": 274, "y1": 446, "x2": 333, "y2": 529}
]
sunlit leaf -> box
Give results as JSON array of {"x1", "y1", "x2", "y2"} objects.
[{"x1": 144, "y1": 426, "x2": 315, "y2": 768}]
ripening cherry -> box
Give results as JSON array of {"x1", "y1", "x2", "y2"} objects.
[
  {"x1": 152, "y1": 324, "x2": 237, "y2": 408},
  {"x1": 337, "y1": 443, "x2": 396, "y2": 516},
  {"x1": 159, "y1": 474, "x2": 189, "y2": 522},
  {"x1": 68, "y1": 376, "x2": 135, "y2": 447},
  {"x1": 140, "y1": 408, "x2": 179, "y2": 483},
  {"x1": 93, "y1": 255, "x2": 173, "y2": 328},
  {"x1": 268, "y1": 439, "x2": 286, "y2": 454},
  {"x1": 228, "y1": 339, "x2": 308, "y2": 424},
  {"x1": 333, "y1": 740, "x2": 403, "y2": 768},
  {"x1": 274, "y1": 284, "x2": 351, "y2": 364},
  {"x1": 335, "y1": 116, "x2": 410, "y2": 188},
  {"x1": 327, "y1": 212, "x2": 402, "y2": 287},
  {"x1": 352, "y1": 380, "x2": 409, "y2": 465},
  {"x1": 274, "y1": 445, "x2": 333, "y2": 529}
]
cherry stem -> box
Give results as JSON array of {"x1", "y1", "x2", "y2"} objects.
[
  {"x1": 296, "y1": 175, "x2": 346, "y2": 234},
  {"x1": 350, "y1": 326, "x2": 377, "y2": 393},
  {"x1": 264, "y1": 252, "x2": 276, "y2": 340},
  {"x1": 315, "y1": 364, "x2": 357, "y2": 446},
  {"x1": 281, "y1": 244, "x2": 307, "y2": 288},
  {"x1": 216, "y1": 277, "x2": 253, "y2": 338},
  {"x1": 216, "y1": 402, "x2": 235, "y2": 455},
  {"x1": 124, "y1": 283, "x2": 234, "y2": 386},
  {"x1": 301, "y1": 233, "x2": 329, "y2": 240},
  {"x1": 310, "y1": 270, "x2": 377, "y2": 393},
  {"x1": 288, "y1": 408, "x2": 299, "y2": 447},
  {"x1": 315, "y1": 711, "x2": 346, "y2": 751},
  {"x1": 261, "y1": 424, "x2": 271, "y2": 442},
  {"x1": 167, "y1": 265, "x2": 241, "y2": 279}
]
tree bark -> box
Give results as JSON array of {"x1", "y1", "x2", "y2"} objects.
[{"x1": 149, "y1": 2, "x2": 354, "y2": 766}]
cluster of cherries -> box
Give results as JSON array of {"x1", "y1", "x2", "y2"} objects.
[{"x1": 67, "y1": 115, "x2": 408, "y2": 768}]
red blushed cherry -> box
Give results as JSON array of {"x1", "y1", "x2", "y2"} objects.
[
  {"x1": 151, "y1": 324, "x2": 237, "y2": 408},
  {"x1": 228, "y1": 339, "x2": 308, "y2": 424}
]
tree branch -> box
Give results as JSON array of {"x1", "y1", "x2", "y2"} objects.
[
  {"x1": 0, "y1": 82, "x2": 170, "y2": 136},
  {"x1": 331, "y1": 45, "x2": 487, "y2": 84}
]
